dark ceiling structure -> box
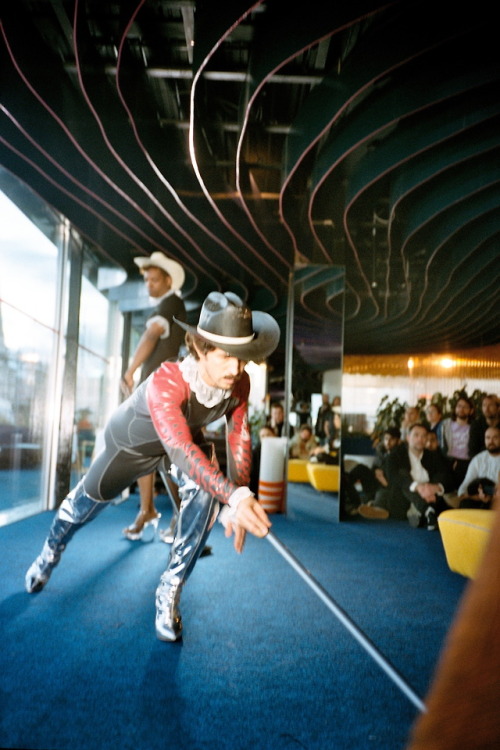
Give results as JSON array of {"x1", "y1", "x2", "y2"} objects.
[{"x1": 1, "y1": 1, "x2": 499, "y2": 363}]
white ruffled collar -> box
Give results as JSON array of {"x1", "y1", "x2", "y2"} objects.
[{"x1": 179, "y1": 355, "x2": 231, "y2": 408}]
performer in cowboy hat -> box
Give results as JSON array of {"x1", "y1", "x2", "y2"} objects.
[
  {"x1": 121, "y1": 251, "x2": 186, "y2": 543},
  {"x1": 25, "y1": 292, "x2": 280, "y2": 641}
]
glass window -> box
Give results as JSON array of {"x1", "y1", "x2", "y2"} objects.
[
  {"x1": 0, "y1": 173, "x2": 125, "y2": 523},
  {"x1": 0, "y1": 190, "x2": 59, "y2": 523},
  {"x1": 72, "y1": 251, "x2": 123, "y2": 482}
]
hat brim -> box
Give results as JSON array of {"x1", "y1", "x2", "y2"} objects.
[
  {"x1": 174, "y1": 311, "x2": 280, "y2": 362},
  {"x1": 134, "y1": 254, "x2": 185, "y2": 291}
]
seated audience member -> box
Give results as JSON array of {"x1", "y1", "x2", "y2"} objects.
[
  {"x1": 385, "y1": 422, "x2": 453, "y2": 529},
  {"x1": 468, "y1": 393, "x2": 499, "y2": 459},
  {"x1": 267, "y1": 402, "x2": 293, "y2": 438},
  {"x1": 309, "y1": 439, "x2": 339, "y2": 465},
  {"x1": 373, "y1": 425, "x2": 400, "y2": 475},
  {"x1": 425, "y1": 430, "x2": 442, "y2": 453},
  {"x1": 441, "y1": 395, "x2": 474, "y2": 489},
  {"x1": 289, "y1": 424, "x2": 318, "y2": 460},
  {"x1": 340, "y1": 462, "x2": 389, "y2": 520},
  {"x1": 457, "y1": 426, "x2": 500, "y2": 510},
  {"x1": 339, "y1": 429, "x2": 400, "y2": 521},
  {"x1": 249, "y1": 425, "x2": 276, "y2": 495},
  {"x1": 348, "y1": 427, "x2": 401, "y2": 510},
  {"x1": 400, "y1": 405, "x2": 421, "y2": 441},
  {"x1": 425, "y1": 402, "x2": 444, "y2": 448}
]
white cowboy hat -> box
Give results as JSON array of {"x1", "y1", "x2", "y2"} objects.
[
  {"x1": 174, "y1": 291, "x2": 280, "y2": 362},
  {"x1": 134, "y1": 252, "x2": 185, "y2": 291}
]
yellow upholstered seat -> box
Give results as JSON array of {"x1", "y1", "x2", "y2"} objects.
[
  {"x1": 287, "y1": 459, "x2": 310, "y2": 483},
  {"x1": 306, "y1": 462, "x2": 340, "y2": 492},
  {"x1": 438, "y1": 509, "x2": 495, "y2": 579}
]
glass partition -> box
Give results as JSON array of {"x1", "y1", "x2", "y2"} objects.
[
  {"x1": 0, "y1": 173, "x2": 125, "y2": 523},
  {"x1": 0, "y1": 189, "x2": 60, "y2": 523},
  {"x1": 286, "y1": 264, "x2": 345, "y2": 522},
  {"x1": 72, "y1": 266, "x2": 123, "y2": 482}
]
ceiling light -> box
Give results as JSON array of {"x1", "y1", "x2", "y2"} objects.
[{"x1": 440, "y1": 357, "x2": 455, "y2": 369}]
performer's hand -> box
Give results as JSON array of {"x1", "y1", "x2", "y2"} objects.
[
  {"x1": 224, "y1": 522, "x2": 247, "y2": 554},
  {"x1": 220, "y1": 497, "x2": 271, "y2": 554},
  {"x1": 234, "y1": 496, "x2": 272, "y2": 539}
]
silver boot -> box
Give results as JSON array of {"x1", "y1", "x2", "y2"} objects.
[
  {"x1": 158, "y1": 468, "x2": 180, "y2": 544},
  {"x1": 155, "y1": 575, "x2": 183, "y2": 641},
  {"x1": 155, "y1": 462, "x2": 219, "y2": 641},
  {"x1": 25, "y1": 481, "x2": 107, "y2": 593}
]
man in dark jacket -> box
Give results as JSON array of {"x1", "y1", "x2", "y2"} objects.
[
  {"x1": 385, "y1": 422, "x2": 453, "y2": 529},
  {"x1": 468, "y1": 393, "x2": 499, "y2": 459}
]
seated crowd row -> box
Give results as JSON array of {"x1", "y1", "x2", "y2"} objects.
[
  {"x1": 257, "y1": 393, "x2": 500, "y2": 531},
  {"x1": 345, "y1": 392, "x2": 499, "y2": 530}
]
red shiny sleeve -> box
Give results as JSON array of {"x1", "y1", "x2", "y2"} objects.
[
  {"x1": 225, "y1": 373, "x2": 252, "y2": 487},
  {"x1": 145, "y1": 363, "x2": 240, "y2": 504}
]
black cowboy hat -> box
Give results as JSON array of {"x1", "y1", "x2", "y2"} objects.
[{"x1": 174, "y1": 291, "x2": 280, "y2": 362}]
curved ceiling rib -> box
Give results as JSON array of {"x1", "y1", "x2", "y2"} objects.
[
  {"x1": 235, "y1": 1, "x2": 389, "y2": 264},
  {"x1": 0, "y1": 13, "x2": 219, "y2": 290},
  {"x1": 0, "y1": 0, "x2": 498, "y2": 360},
  {"x1": 71, "y1": 0, "x2": 228, "y2": 297},
  {"x1": 308, "y1": 49, "x2": 496, "y2": 302},
  {"x1": 188, "y1": 1, "x2": 284, "y2": 302},
  {"x1": 340, "y1": 93, "x2": 500, "y2": 326},
  {"x1": 283, "y1": 7, "x2": 478, "y2": 254},
  {"x1": 0, "y1": 105, "x2": 166, "y2": 255}
]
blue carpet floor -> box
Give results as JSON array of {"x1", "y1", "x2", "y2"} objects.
[{"x1": 0, "y1": 485, "x2": 467, "y2": 750}]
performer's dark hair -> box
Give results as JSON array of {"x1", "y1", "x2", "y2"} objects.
[
  {"x1": 185, "y1": 332, "x2": 216, "y2": 359},
  {"x1": 384, "y1": 426, "x2": 401, "y2": 439}
]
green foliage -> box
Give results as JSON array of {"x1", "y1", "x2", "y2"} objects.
[
  {"x1": 371, "y1": 395, "x2": 406, "y2": 443},
  {"x1": 415, "y1": 396, "x2": 427, "y2": 420},
  {"x1": 470, "y1": 389, "x2": 488, "y2": 416},
  {"x1": 428, "y1": 391, "x2": 447, "y2": 413}
]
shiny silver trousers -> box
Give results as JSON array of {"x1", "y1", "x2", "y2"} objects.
[
  {"x1": 155, "y1": 464, "x2": 219, "y2": 641},
  {"x1": 25, "y1": 480, "x2": 107, "y2": 593}
]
